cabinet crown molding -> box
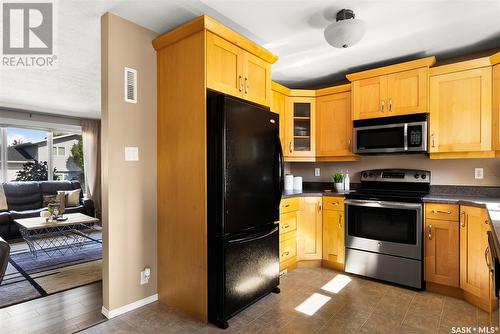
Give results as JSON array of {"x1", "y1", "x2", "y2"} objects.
[
  {"x1": 152, "y1": 15, "x2": 278, "y2": 64},
  {"x1": 430, "y1": 56, "x2": 495, "y2": 76},
  {"x1": 346, "y1": 56, "x2": 436, "y2": 82}
]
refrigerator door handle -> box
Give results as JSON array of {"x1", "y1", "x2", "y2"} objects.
[
  {"x1": 228, "y1": 226, "x2": 279, "y2": 245},
  {"x1": 275, "y1": 136, "x2": 285, "y2": 208}
]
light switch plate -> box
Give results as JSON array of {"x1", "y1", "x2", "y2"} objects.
[
  {"x1": 315, "y1": 168, "x2": 320, "y2": 177},
  {"x1": 125, "y1": 147, "x2": 139, "y2": 161},
  {"x1": 475, "y1": 168, "x2": 484, "y2": 179}
]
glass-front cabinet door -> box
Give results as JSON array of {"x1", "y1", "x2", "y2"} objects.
[{"x1": 285, "y1": 96, "x2": 315, "y2": 159}]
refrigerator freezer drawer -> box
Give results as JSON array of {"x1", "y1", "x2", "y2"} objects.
[{"x1": 220, "y1": 227, "x2": 280, "y2": 322}]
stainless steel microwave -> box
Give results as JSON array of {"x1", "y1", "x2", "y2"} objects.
[{"x1": 353, "y1": 113, "x2": 428, "y2": 154}]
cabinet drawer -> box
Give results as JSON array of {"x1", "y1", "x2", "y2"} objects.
[
  {"x1": 280, "y1": 230, "x2": 296, "y2": 243},
  {"x1": 280, "y1": 237, "x2": 297, "y2": 262},
  {"x1": 425, "y1": 203, "x2": 459, "y2": 221},
  {"x1": 280, "y1": 197, "x2": 300, "y2": 214},
  {"x1": 279, "y1": 211, "x2": 298, "y2": 234},
  {"x1": 323, "y1": 196, "x2": 345, "y2": 211}
]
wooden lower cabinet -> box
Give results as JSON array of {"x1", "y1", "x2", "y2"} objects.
[
  {"x1": 424, "y1": 218, "x2": 459, "y2": 287},
  {"x1": 322, "y1": 204, "x2": 345, "y2": 269},
  {"x1": 297, "y1": 197, "x2": 322, "y2": 261},
  {"x1": 460, "y1": 206, "x2": 496, "y2": 311},
  {"x1": 279, "y1": 198, "x2": 299, "y2": 272},
  {"x1": 424, "y1": 203, "x2": 497, "y2": 312}
]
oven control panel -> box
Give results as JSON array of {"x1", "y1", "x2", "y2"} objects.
[{"x1": 360, "y1": 169, "x2": 431, "y2": 183}]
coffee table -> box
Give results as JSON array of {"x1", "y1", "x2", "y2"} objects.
[{"x1": 15, "y1": 213, "x2": 100, "y2": 259}]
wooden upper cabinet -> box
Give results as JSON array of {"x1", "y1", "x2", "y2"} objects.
[
  {"x1": 387, "y1": 68, "x2": 428, "y2": 116},
  {"x1": 271, "y1": 88, "x2": 287, "y2": 154},
  {"x1": 348, "y1": 57, "x2": 435, "y2": 120},
  {"x1": 352, "y1": 76, "x2": 387, "y2": 120},
  {"x1": 492, "y1": 64, "x2": 500, "y2": 151},
  {"x1": 460, "y1": 206, "x2": 492, "y2": 310},
  {"x1": 206, "y1": 32, "x2": 243, "y2": 97},
  {"x1": 243, "y1": 52, "x2": 271, "y2": 106},
  {"x1": 424, "y1": 218, "x2": 459, "y2": 287},
  {"x1": 285, "y1": 96, "x2": 316, "y2": 158},
  {"x1": 316, "y1": 91, "x2": 353, "y2": 157},
  {"x1": 298, "y1": 197, "x2": 322, "y2": 260},
  {"x1": 206, "y1": 31, "x2": 272, "y2": 107},
  {"x1": 429, "y1": 67, "x2": 492, "y2": 154}
]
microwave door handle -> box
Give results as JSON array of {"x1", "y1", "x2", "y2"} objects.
[{"x1": 404, "y1": 123, "x2": 408, "y2": 151}]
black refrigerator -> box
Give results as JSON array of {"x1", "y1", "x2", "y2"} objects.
[{"x1": 207, "y1": 93, "x2": 284, "y2": 329}]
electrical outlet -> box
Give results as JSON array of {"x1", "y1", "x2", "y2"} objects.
[
  {"x1": 314, "y1": 168, "x2": 320, "y2": 177},
  {"x1": 475, "y1": 168, "x2": 484, "y2": 179},
  {"x1": 140, "y1": 267, "x2": 151, "y2": 285}
]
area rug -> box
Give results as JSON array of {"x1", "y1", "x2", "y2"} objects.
[{"x1": 0, "y1": 240, "x2": 102, "y2": 308}]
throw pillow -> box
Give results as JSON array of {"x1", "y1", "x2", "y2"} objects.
[
  {"x1": 42, "y1": 194, "x2": 58, "y2": 207},
  {"x1": 57, "y1": 189, "x2": 81, "y2": 207}
]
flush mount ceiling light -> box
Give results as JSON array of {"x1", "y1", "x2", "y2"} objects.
[{"x1": 324, "y1": 9, "x2": 366, "y2": 48}]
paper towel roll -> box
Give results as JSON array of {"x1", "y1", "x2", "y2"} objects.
[
  {"x1": 293, "y1": 176, "x2": 303, "y2": 191},
  {"x1": 284, "y1": 175, "x2": 294, "y2": 191}
]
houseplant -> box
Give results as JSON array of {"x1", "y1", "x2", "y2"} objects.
[{"x1": 331, "y1": 172, "x2": 344, "y2": 192}]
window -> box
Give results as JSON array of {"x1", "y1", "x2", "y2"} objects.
[
  {"x1": 7, "y1": 127, "x2": 49, "y2": 181},
  {"x1": 53, "y1": 132, "x2": 84, "y2": 188},
  {"x1": 0, "y1": 127, "x2": 84, "y2": 185},
  {"x1": 53, "y1": 146, "x2": 66, "y2": 157}
]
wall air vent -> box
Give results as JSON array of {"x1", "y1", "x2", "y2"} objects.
[{"x1": 124, "y1": 67, "x2": 137, "y2": 103}]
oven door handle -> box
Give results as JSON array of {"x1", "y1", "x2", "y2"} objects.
[{"x1": 344, "y1": 199, "x2": 422, "y2": 210}]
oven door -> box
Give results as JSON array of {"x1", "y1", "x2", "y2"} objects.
[
  {"x1": 345, "y1": 199, "x2": 422, "y2": 260},
  {"x1": 353, "y1": 121, "x2": 427, "y2": 154}
]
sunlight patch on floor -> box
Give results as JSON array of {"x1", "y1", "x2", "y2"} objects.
[
  {"x1": 294, "y1": 293, "x2": 331, "y2": 316},
  {"x1": 321, "y1": 274, "x2": 352, "y2": 294}
]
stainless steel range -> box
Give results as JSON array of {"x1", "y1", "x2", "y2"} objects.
[{"x1": 344, "y1": 169, "x2": 431, "y2": 289}]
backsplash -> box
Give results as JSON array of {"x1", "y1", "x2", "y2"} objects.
[{"x1": 288, "y1": 154, "x2": 500, "y2": 186}]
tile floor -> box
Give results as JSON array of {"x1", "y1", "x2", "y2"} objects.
[{"x1": 81, "y1": 267, "x2": 499, "y2": 334}]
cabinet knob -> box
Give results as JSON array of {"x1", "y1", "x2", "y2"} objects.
[
  {"x1": 244, "y1": 77, "x2": 249, "y2": 94},
  {"x1": 289, "y1": 142, "x2": 293, "y2": 153},
  {"x1": 388, "y1": 99, "x2": 392, "y2": 112},
  {"x1": 431, "y1": 133, "x2": 436, "y2": 148},
  {"x1": 381, "y1": 100, "x2": 385, "y2": 113},
  {"x1": 428, "y1": 224, "x2": 432, "y2": 240},
  {"x1": 238, "y1": 75, "x2": 242, "y2": 92}
]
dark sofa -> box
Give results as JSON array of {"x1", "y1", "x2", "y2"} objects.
[{"x1": 0, "y1": 181, "x2": 95, "y2": 240}]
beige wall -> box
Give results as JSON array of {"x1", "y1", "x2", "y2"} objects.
[
  {"x1": 289, "y1": 155, "x2": 500, "y2": 186},
  {"x1": 101, "y1": 13, "x2": 157, "y2": 311}
]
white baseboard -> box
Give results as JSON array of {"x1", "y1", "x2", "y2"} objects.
[{"x1": 101, "y1": 294, "x2": 158, "y2": 319}]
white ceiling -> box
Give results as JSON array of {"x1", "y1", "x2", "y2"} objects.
[{"x1": 1, "y1": 0, "x2": 499, "y2": 119}]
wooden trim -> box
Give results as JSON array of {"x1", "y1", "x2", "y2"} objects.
[
  {"x1": 430, "y1": 57, "x2": 493, "y2": 76},
  {"x1": 426, "y1": 282, "x2": 463, "y2": 299},
  {"x1": 429, "y1": 151, "x2": 496, "y2": 160},
  {"x1": 272, "y1": 81, "x2": 291, "y2": 95},
  {"x1": 289, "y1": 89, "x2": 316, "y2": 97},
  {"x1": 153, "y1": 16, "x2": 205, "y2": 51},
  {"x1": 491, "y1": 52, "x2": 500, "y2": 65},
  {"x1": 315, "y1": 155, "x2": 361, "y2": 162},
  {"x1": 321, "y1": 260, "x2": 344, "y2": 271},
  {"x1": 204, "y1": 16, "x2": 277, "y2": 64},
  {"x1": 297, "y1": 260, "x2": 322, "y2": 268},
  {"x1": 316, "y1": 84, "x2": 351, "y2": 96},
  {"x1": 284, "y1": 157, "x2": 316, "y2": 162},
  {"x1": 346, "y1": 56, "x2": 436, "y2": 81},
  {"x1": 153, "y1": 15, "x2": 278, "y2": 64}
]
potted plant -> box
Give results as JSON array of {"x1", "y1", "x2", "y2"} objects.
[{"x1": 331, "y1": 172, "x2": 344, "y2": 192}]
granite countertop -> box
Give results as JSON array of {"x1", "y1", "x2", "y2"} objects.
[{"x1": 282, "y1": 190, "x2": 354, "y2": 198}]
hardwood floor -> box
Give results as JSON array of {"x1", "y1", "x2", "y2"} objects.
[{"x1": 0, "y1": 282, "x2": 105, "y2": 334}]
